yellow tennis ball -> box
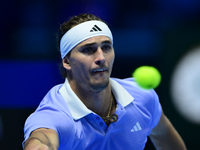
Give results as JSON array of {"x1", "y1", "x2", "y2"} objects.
[{"x1": 132, "y1": 66, "x2": 161, "y2": 89}]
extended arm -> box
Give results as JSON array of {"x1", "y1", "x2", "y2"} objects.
[
  {"x1": 149, "y1": 111, "x2": 187, "y2": 150},
  {"x1": 24, "y1": 128, "x2": 59, "y2": 150}
]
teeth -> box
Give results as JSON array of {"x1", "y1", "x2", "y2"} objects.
[{"x1": 92, "y1": 68, "x2": 107, "y2": 73}]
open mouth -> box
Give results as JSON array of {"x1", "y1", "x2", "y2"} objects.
[{"x1": 91, "y1": 68, "x2": 108, "y2": 73}]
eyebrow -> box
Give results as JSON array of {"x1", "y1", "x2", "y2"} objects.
[
  {"x1": 81, "y1": 40, "x2": 112, "y2": 48},
  {"x1": 102, "y1": 40, "x2": 112, "y2": 44}
]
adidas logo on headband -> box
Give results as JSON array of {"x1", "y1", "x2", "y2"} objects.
[
  {"x1": 60, "y1": 21, "x2": 113, "y2": 59},
  {"x1": 90, "y1": 25, "x2": 102, "y2": 32}
]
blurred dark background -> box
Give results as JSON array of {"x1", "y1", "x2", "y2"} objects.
[{"x1": 1, "y1": 0, "x2": 200, "y2": 149}]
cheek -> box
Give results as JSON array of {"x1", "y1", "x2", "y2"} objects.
[
  {"x1": 70, "y1": 59, "x2": 89, "y2": 75},
  {"x1": 108, "y1": 52, "x2": 115, "y2": 66}
]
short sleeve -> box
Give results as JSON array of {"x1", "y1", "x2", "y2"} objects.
[
  {"x1": 22, "y1": 105, "x2": 74, "y2": 149},
  {"x1": 147, "y1": 90, "x2": 162, "y2": 135}
]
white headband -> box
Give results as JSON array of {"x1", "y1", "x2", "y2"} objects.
[{"x1": 60, "y1": 20, "x2": 113, "y2": 59}]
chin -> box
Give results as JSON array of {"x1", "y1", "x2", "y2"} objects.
[{"x1": 90, "y1": 80, "x2": 109, "y2": 92}]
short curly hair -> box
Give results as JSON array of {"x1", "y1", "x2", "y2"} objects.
[{"x1": 57, "y1": 13, "x2": 107, "y2": 78}]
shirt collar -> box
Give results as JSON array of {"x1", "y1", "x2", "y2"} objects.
[
  {"x1": 110, "y1": 78, "x2": 134, "y2": 107},
  {"x1": 59, "y1": 78, "x2": 134, "y2": 120}
]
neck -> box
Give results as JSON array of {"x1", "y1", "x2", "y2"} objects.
[{"x1": 68, "y1": 78, "x2": 113, "y2": 117}]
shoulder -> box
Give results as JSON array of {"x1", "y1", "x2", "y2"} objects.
[
  {"x1": 111, "y1": 77, "x2": 162, "y2": 132},
  {"x1": 37, "y1": 84, "x2": 69, "y2": 112},
  {"x1": 111, "y1": 77, "x2": 160, "y2": 116},
  {"x1": 24, "y1": 83, "x2": 75, "y2": 144},
  {"x1": 111, "y1": 77, "x2": 158, "y2": 102}
]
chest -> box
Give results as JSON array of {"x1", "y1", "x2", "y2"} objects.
[{"x1": 67, "y1": 103, "x2": 152, "y2": 150}]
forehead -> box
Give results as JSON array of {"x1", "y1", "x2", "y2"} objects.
[{"x1": 78, "y1": 36, "x2": 112, "y2": 47}]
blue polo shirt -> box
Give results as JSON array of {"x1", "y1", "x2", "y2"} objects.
[{"x1": 23, "y1": 77, "x2": 162, "y2": 150}]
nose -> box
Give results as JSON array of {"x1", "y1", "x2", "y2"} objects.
[{"x1": 95, "y1": 48, "x2": 106, "y2": 65}]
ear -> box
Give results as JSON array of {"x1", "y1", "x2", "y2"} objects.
[{"x1": 62, "y1": 58, "x2": 71, "y2": 70}]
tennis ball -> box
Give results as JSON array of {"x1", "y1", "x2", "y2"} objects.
[{"x1": 132, "y1": 66, "x2": 161, "y2": 89}]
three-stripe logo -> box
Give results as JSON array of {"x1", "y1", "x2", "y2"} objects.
[
  {"x1": 90, "y1": 25, "x2": 102, "y2": 32},
  {"x1": 130, "y1": 122, "x2": 142, "y2": 132}
]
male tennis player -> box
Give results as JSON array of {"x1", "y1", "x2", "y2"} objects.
[{"x1": 23, "y1": 14, "x2": 187, "y2": 150}]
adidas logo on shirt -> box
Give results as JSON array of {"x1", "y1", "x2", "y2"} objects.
[
  {"x1": 130, "y1": 122, "x2": 142, "y2": 132},
  {"x1": 90, "y1": 25, "x2": 102, "y2": 32}
]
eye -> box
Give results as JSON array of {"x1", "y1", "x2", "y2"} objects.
[
  {"x1": 81, "y1": 47, "x2": 95, "y2": 54},
  {"x1": 102, "y1": 45, "x2": 112, "y2": 51}
]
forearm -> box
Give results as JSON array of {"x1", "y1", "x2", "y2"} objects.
[
  {"x1": 150, "y1": 112, "x2": 187, "y2": 150},
  {"x1": 150, "y1": 123, "x2": 186, "y2": 150},
  {"x1": 24, "y1": 128, "x2": 58, "y2": 150}
]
